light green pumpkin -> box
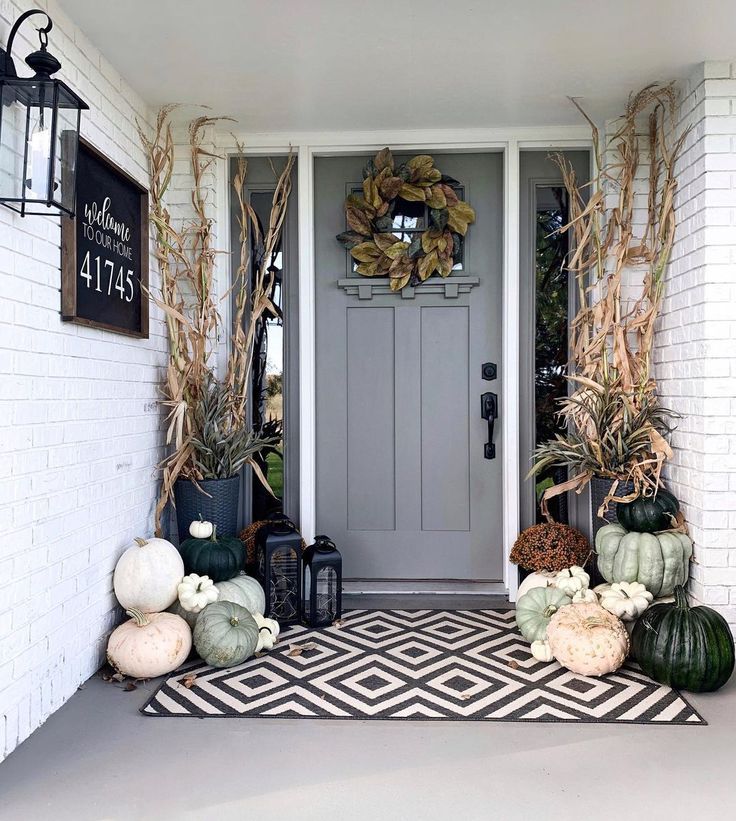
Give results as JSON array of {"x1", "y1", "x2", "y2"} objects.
[
  {"x1": 515, "y1": 586, "x2": 572, "y2": 643},
  {"x1": 595, "y1": 523, "x2": 692, "y2": 598},
  {"x1": 193, "y1": 601, "x2": 260, "y2": 668},
  {"x1": 215, "y1": 575, "x2": 265, "y2": 616},
  {"x1": 166, "y1": 599, "x2": 198, "y2": 630}
]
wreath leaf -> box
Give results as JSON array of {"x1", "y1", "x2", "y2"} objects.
[
  {"x1": 418, "y1": 250, "x2": 439, "y2": 281},
  {"x1": 346, "y1": 206, "x2": 373, "y2": 236},
  {"x1": 350, "y1": 241, "x2": 381, "y2": 263},
  {"x1": 374, "y1": 147, "x2": 394, "y2": 172},
  {"x1": 399, "y1": 183, "x2": 426, "y2": 202}
]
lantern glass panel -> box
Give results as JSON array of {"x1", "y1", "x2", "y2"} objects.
[
  {"x1": 0, "y1": 84, "x2": 27, "y2": 204},
  {"x1": 315, "y1": 567, "x2": 337, "y2": 623},
  {"x1": 269, "y1": 546, "x2": 299, "y2": 623},
  {"x1": 51, "y1": 85, "x2": 80, "y2": 213}
]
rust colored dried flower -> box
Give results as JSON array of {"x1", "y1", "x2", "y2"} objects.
[{"x1": 510, "y1": 523, "x2": 591, "y2": 572}]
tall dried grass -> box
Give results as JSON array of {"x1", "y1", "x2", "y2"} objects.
[
  {"x1": 138, "y1": 108, "x2": 295, "y2": 535},
  {"x1": 531, "y1": 83, "x2": 690, "y2": 519}
]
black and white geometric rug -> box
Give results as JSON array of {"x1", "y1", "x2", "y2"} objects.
[{"x1": 141, "y1": 609, "x2": 705, "y2": 725}]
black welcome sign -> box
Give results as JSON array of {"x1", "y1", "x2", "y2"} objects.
[{"x1": 62, "y1": 139, "x2": 149, "y2": 337}]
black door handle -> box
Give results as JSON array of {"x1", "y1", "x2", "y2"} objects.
[{"x1": 481, "y1": 391, "x2": 498, "y2": 459}]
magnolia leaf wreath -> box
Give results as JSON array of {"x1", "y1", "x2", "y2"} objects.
[{"x1": 336, "y1": 148, "x2": 476, "y2": 291}]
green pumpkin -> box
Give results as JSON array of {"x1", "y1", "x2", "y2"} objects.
[
  {"x1": 595, "y1": 523, "x2": 692, "y2": 598},
  {"x1": 215, "y1": 574, "x2": 266, "y2": 615},
  {"x1": 632, "y1": 586, "x2": 735, "y2": 692},
  {"x1": 515, "y1": 586, "x2": 572, "y2": 642},
  {"x1": 178, "y1": 527, "x2": 245, "y2": 583},
  {"x1": 166, "y1": 599, "x2": 199, "y2": 629},
  {"x1": 616, "y1": 488, "x2": 679, "y2": 533},
  {"x1": 193, "y1": 601, "x2": 259, "y2": 668}
]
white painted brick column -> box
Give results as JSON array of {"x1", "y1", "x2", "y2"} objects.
[
  {"x1": 657, "y1": 61, "x2": 736, "y2": 627},
  {"x1": 0, "y1": 0, "x2": 164, "y2": 760}
]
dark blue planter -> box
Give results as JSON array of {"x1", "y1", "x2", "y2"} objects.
[{"x1": 174, "y1": 476, "x2": 240, "y2": 544}]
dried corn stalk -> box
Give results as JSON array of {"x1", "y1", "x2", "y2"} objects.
[
  {"x1": 531, "y1": 83, "x2": 689, "y2": 518},
  {"x1": 138, "y1": 108, "x2": 294, "y2": 535}
]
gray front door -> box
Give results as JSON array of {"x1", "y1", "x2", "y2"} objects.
[{"x1": 315, "y1": 152, "x2": 504, "y2": 583}]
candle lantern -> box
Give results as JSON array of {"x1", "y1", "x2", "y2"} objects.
[
  {"x1": 303, "y1": 535, "x2": 342, "y2": 628},
  {"x1": 0, "y1": 10, "x2": 88, "y2": 217},
  {"x1": 255, "y1": 514, "x2": 302, "y2": 625}
]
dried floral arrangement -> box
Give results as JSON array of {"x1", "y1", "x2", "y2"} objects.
[
  {"x1": 138, "y1": 107, "x2": 295, "y2": 534},
  {"x1": 530, "y1": 84, "x2": 689, "y2": 518},
  {"x1": 336, "y1": 147, "x2": 475, "y2": 291},
  {"x1": 510, "y1": 523, "x2": 591, "y2": 572}
]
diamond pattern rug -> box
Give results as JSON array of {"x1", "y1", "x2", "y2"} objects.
[{"x1": 141, "y1": 609, "x2": 705, "y2": 724}]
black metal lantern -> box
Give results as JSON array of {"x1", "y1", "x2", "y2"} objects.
[
  {"x1": 303, "y1": 535, "x2": 342, "y2": 628},
  {"x1": 0, "y1": 10, "x2": 88, "y2": 217},
  {"x1": 255, "y1": 514, "x2": 302, "y2": 625}
]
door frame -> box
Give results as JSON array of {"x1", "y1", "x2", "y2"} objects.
[{"x1": 215, "y1": 126, "x2": 592, "y2": 601}]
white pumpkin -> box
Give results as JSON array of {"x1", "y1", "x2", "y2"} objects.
[
  {"x1": 215, "y1": 574, "x2": 266, "y2": 615},
  {"x1": 531, "y1": 640, "x2": 554, "y2": 663},
  {"x1": 547, "y1": 602, "x2": 629, "y2": 677},
  {"x1": 598, "y1": 581, "x2": 653, "y2": 622},
  {"x1": 178, "y1": 573, "x2": 218, "y2": 613},
  {"x1": 107, "y1": 608, "x2": 191, "y2": 678},
  {"x1": 554, "y1": 565, "x2": 590, "y2": 597},
  {"x1": 189, "y1": 518, "x2": 214, "y2": 539},
  {"x1": 517, "y1": 571, "x2": 558, "y2": 599},
  {"x1": 253, "y1": 612, "x2": 280, "y2": 652},
  {"x1": 572, "y1": 588, "x2": 598, "y2": 604},
  {"x1": 113, "y1": 536, "x2": 184, "y2": 612}
]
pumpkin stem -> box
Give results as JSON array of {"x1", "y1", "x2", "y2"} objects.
[
  {"x1": 134, "y1": 537, "x2": 147, "y2": 547},
  {"x1": 542, "y1": 605, "x2": 558, "y2": 618},
  {"x1": 229, "y1": 616, "x2": 239, "y2": 626},
  {"x1": 674, "y1": 585, "x2": 689, "y2": 610},
  {"x1": 212, "y1": 524, "x2": 218, "y2": 543},
  {"x1": 126, "y1": 608, "x2": 150, "y2": 627}
]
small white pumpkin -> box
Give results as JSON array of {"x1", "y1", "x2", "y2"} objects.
[
  {"x1": 189, "y1": 518, "x2": 214, "y2": 540},
  {"x1": 517, "y1": 571, "x2": 558, "y2": 599},
  {"x1": 253, "y1": 612, "x2": 280, "y2": 652},
  {"x1": 554, "y1": 565, "x2": 590, "y2": 597},
  {"x1": 598, "y1": 581, "x2": 653, "y2": 622},
  {"x1": 177, "y1": 573, "x2": 219, "y2": 613},
  {"x1": 107, "y1": 609, "x2": 191, "y2": 678},
  {"x1": 572, "y1": 588, "x2": 598, "y2": 604},
  {"x1": 531, "y1": 640, "x2": 554, "y2": 663},
  {"x1": 113, "y1": 536, "x2": 184, "y2": 613}
]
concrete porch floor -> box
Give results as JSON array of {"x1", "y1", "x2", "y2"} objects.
[{"x1": 1, "y1": 601, "x2": 734, "y2": 821}]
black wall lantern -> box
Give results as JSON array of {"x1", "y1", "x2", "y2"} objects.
[
  {"x1": 303, "y1": 535, "x2": 342, "y2": 628},
  {"x1": 0, "y1": 9, "x2": 88, "y2": 217},
  {"x1": 255, "y1": 514, "x2": 303, "y2": 626}
]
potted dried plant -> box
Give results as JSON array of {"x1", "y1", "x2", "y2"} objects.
[
  {"x1": 529, "y1": 84, "x2": 688, "y2": 534},
  {"x1": 139, "y1": 108, "x2": 294, "y2": 540}
]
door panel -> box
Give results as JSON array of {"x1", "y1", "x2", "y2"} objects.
[{"x1": 315, "y1": 152, "x2": 503, "y2": 582}]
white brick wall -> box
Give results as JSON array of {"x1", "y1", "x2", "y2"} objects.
[
  {"x1": 0, "y1": 0, "x2": 165, "y2": 759},
  {"x1": 656, "y1": 61, "x2": 736, "y2": 626}
]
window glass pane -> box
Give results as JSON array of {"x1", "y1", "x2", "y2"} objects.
[
  {"x1": 250, "y1": 190, "x2": 285, "y2": 520},
  {"x1": 534, "y1": 186, "x2": 569, "y2": 523}
]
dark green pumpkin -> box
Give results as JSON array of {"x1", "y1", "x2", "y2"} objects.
[
  {"x1": 178, "y1": 530, "x2": 245, "y2": 583},
  {"x1": 632, "y1": 586, "x2": 735, "y2": 692},
  {"x1": 616, "y1": 488, "x2": 679, "y2": 533}
]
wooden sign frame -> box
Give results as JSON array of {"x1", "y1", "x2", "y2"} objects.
[{"x1": 61, "y1": 138, "x2": 149, "y2": 338}]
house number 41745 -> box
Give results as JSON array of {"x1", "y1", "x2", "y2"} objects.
[{"x1": 79, "y1": 251, "x2": 134, "y2": 301}]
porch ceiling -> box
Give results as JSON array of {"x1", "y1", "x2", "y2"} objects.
[{"x1": 57, "y1": 0, "x2": 736, "y2": 132}]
